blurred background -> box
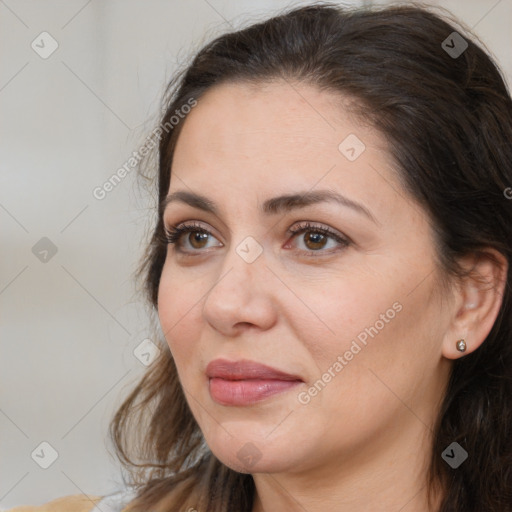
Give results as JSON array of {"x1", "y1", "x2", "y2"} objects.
[{"x1": 1, "y1": 0, "x2": 510, "y2": 507}]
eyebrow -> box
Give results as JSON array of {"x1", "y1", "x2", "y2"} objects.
[{"x1": 161, "y1": 189, "x2": 379, "y2": 225}]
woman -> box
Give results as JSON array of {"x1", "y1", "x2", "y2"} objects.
[{"x1": 12, "y1": 2, "x2": 512, "y2": 511}]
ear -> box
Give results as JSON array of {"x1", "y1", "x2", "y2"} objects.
[{"x1": 441, "y1": 249, "x2": 508, "y2": 360}]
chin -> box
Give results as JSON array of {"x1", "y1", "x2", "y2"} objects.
[
  {"x1": 206, "y1": 433, "x2": 304, "y2": 475},
  {"x1": 216, "y1": 449, "x2": 295, "y2": 475}
]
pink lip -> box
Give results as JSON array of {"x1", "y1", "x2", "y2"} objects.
[{"x1": 206, "y1": 358, "x2": 303, "y2": 406}]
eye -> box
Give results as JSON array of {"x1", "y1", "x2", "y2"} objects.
[
  {"x1": 285, "y1": 221, "x2": 350, "y2": 255},
  {"x1": 163, "y1": 221, "x2": 222, "y2": 253},
  {"x1": 163, "y1": 220, "x2": 350, "y2": 257}
]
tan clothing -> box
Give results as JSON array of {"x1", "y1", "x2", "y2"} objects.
[
  {"x1": 5, "y1": 485, "x2": 138, "y2": 511},
  {"x1": 6, "y1": 495, "x2": 103, "y2": 512}
]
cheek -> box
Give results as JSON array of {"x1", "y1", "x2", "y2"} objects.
[
  {"x1": 292, "y1": 300, "x2": 428, "y2": 451},
  {"x1": 295, "y1": 263, "x2": 438, "y2": 395},
  {"x1": 292, "y1": 270, "x2": 401, "y2": 360},
  {"x1": 157, "y1": 264, "x2": 204, "y2": 362}
]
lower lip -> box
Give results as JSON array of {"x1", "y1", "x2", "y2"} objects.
[{"x1": 208, "y1": 377, "x2": 302, "y2": 406}]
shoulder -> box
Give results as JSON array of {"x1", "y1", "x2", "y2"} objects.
[{"x1": 6, "y1": 494, "x2": 103, "y2": 512}]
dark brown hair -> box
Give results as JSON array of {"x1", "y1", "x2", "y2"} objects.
[{"x1": 109, "y1": 3, "x2": 512, "y2": 510}]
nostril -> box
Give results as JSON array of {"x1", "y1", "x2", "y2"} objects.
[{"x1": 235, "y1": 321, "x2": 255, "y2": 330}]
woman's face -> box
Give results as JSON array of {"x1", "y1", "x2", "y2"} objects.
[{"x1": 157, "y1": 81, "x2": 453, "y2": 476}]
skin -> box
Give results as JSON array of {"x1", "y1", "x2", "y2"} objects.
[{"x1": 157, "y1": 80, "x2": 507, "y2": 512}]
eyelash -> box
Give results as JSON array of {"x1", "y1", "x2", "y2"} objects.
[{"x1": 162, "y1": 221, "x2": 350, "y2": 256}]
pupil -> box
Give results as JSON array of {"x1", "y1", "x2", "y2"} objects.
[
  {"x1": 191, "y1": 232, "x2": 208, "y2": 248},
  {"x1": 306, "y1": 232, "x2": 325, "y2": 249}
]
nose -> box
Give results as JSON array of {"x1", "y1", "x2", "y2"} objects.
[{"x1": 202, "y1": 238, "x2": 278, "y2": 336}]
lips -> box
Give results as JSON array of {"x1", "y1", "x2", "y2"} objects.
[
  {"x1": 206, "y1": 358, "x2": 303, "y2": 406},
  {"x1": 206, "y1": 358, "x2": 302, "y2": 381}
]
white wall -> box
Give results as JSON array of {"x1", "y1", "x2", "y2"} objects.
[{"x1": 1, "y1": 0, "x2": 510, "y2": 507}]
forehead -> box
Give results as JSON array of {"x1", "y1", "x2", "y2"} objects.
[
  {"x1": 175, "y1": 80, "x2": 366, "y2": 162},
  {"x1": 169, "y1": 80, "x2": 400, "y2": 221}
]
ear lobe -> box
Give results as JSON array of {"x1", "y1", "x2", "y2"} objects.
[{"x1": 441, "y1": 250, "x2": 508, "y2": 360}]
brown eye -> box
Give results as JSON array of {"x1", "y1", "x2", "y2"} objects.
[
  {"x1": 164, "y1": 222, "x2": 222, "y2": 253},
  {"x1": 287, "y1": 222, "x2": 350, "y2": 255},
  {"x1": 303, "y1": 231, "x2": 328, "y2": 250},
  {"x1": 188, "y1": 231, "x2": 210, "y2": 249}
]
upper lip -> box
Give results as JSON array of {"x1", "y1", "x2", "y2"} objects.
[{"x1": 206, "y1": 358, "x2": 303, "y2": 381}]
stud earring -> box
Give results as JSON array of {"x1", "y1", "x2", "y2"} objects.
[{"x1": 456, "y1": 339, "x2": 467, "y2": 352}]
